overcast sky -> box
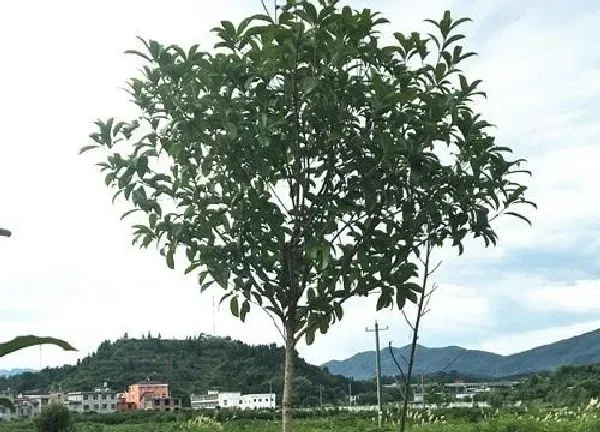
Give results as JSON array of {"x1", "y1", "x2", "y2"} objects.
[{"x1": 1, "y1": 0, "x2": 599, "y2": 372}]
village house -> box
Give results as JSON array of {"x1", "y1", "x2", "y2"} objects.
[
  {"x1": 122, "y1": 381, "x2": 180, "y2": 412},
  {"x1": 67, "y1": 384, "x2": 118, "y2": 414},
  {"x1": 190, "y1": 390, "x2": 276, "y2": 410}
]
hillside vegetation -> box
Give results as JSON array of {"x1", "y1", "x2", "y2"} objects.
[
  {"x1": 0, "y1": 335, "x2": 354, "y2": 406},
  {"x1": 3, "y1": 334, "x2": 600, "y2": 409}
]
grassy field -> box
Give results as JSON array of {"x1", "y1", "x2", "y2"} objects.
[{"x1": 3, "y1": 416, "x2": 600, "y2": 432}]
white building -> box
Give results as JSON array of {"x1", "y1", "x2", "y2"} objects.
[
  {"x1": 11, "y1": 393, "x2": 64, "y2": 419},
  {"x1": 241, "y1": 393, "x2": 276, "y2": 410},
  {"x1": 67, "y1": 386, "x2": 117, "y2": 414},
  {"x1": 190, "y1": 390, "x2": 276, "y2": 410}
]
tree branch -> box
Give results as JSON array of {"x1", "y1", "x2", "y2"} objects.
[
  {"x1": 428, "y1": 260, "x2": 442, "y2": 276},
  {"x1": 401, "y1": 310, "x2": 415, "y2": 330},
  {"x1": 260, "y1": 304, "x2": 285, "y2": 341},
  {"x1": 388, "y1": 343, "x2": 408, "y2": 386},
  {"x1": 267, "y1": 182, "x2": 290, "y2": 214},
  {"x1": 260, "y1": 0, "x2": 273, "y2": 20}
]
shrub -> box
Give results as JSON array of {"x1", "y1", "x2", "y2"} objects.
[{"x1": 35, "y1": 404, "x2": 73, "y2": 432}]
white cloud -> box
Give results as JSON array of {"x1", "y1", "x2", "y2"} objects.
[
  {"x1": 475, "y1": 320, "x2": 600, "y2": 356},
  {"x1": 521, "y1": 280, "x2": 600, "y2": 313}
]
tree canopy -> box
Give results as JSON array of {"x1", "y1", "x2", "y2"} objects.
[
  {"x1": 82, "y1": 1, "x2": 532, "y2": 429},
  {"x1": 82, "y1": 0, "x2": 531, "y2": 346}
]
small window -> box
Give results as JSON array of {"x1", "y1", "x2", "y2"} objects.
[
  {"x1": 83, "y1": 406, "x2": 89, "y2": 411},
  {"x1": 102, "y1": 394, "x2": 107, "y2": 400},
  {"x1": 111, "y1": 404, "x2": 116, "y2": 409},
  {"x1": 93, "y1": 395, "x2": 98, "y2": 400},
  {"x1": 93, "y1": 404, "x2": 99, "y2": 410},
  {"x1": 83, "y1": 395, "x2": 88, "y2": 400},
  {"x1": 165, "y1": 407, "x2": 170, "y2": 411},
  {"x1": 239, "y1": 400, "x2": 243, "y2": 405},
  {"x1": 102, "y1": 404, "x2": 107, "y2": 409}
]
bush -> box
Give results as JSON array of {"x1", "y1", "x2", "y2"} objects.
[{"x1": 35, "y1": 404, "x2": 73, "y2": 432}]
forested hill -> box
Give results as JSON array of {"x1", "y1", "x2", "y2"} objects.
[
  {"x1": 323, "y1": 328, "x2": 600, "y2": 379},
  {"x1": 0, "y1": 335, "x2": 354, "y2": 406}
]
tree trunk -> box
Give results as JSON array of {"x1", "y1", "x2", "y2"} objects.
[
  {"x1": 399, "y1": 319, "x2": 420, "y2": 432},
  {"x1": 282, "y1": 323, "x2": 294, "y2": 432},
  {"x1": 399, "y1": 244, "x2": 431, "y2": 432}
]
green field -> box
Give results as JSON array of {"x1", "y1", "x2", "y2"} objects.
[{"x1": 3, "y1": 412, "x2": 600, "y2": 432}]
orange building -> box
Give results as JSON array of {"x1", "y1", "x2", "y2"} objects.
[{"x1": 123, "y1": 382, "x2": 180, "y2": 412}]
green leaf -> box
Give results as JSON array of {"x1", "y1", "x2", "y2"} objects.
[
  {"x1": 333, "y1": 303, "x2": 343, "y2": 320},
  {"x1": 230, "y1": 296, "x2": 239, "y2": 317},
  {"x1": 321, "y1": 245, "x2": 331, "y2": 270},
  {"x1": 0, "y1": 397, "x2": 13, "y2": 409},
  {"x1": 149, "y1": 213, "x2": 157, "y2": 228},
  {"x1": 0, "y1": 228, "x2": 11, "y2": 238},
  {"x1": 79, "y1": 145, "x2": 98, "y2": 154},
  {"x1": 435, "y1": 63, "x2": 447, "y2": 82},
  {"x1": 303, "y1": 77, "x2": 319, "y2": 94},
  {"x1": 120, "y1": 208, "x2": 139, "y2": 220},
  {"x1": 240, "y1": 300, "x2": 250, "y2": 322},
  {"x1": 166, "y1": 249, "x2": 175, "y2": 269},
  {"x1": 505, "y1": 211, "x2": 532, "y2": 226},
  {"x1": 395, "y1": 291, "x2": 406, "y2": 310},
  {"x1": 199, "y1": 280, "x2": 214, "y2": 293},
  {"x1": 443, "y1": 34, "x2": 465, "y2": 49},
  {"x1": 450, "y1": 17, "x2": 472, "y2": 31},
  {"x1": 198, "y1": 271, "x2": 209, "y2": 285},
  {"x1": 0, "y1": 336, "x2": 76, "y2": 358},
  {"x1": 185, "y1": 262, "x2": 202, "y2": 275},
  {"x1": 459, "y1": 74, "x2": 468, "y2": 92},
  {"x1": 124, "y1": 49, "x2": 152, "y2": 62}
]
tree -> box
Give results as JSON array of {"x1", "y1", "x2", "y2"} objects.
[
  {"x1": 0, "y1": 228, "x2": 10, "y2": 237},
  {"x1": 82, "y1": 1, "x2": 532, "y2": 430},
  {"x1": 389, "y1": 244, "x2": 444, "y2": 430},
  {"x1": 35, "y1": 404, "x2": 73, "y2": 432}
]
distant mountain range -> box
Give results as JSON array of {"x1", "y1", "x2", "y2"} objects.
[
  {"x1": 323, "y1": 328, "x2": 600, "y2": 380},
  {"x1": 0, "y1": 369, "x2": 33, "y2": 377}
]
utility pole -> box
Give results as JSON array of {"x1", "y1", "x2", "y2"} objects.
[
  {"x1": 319, "y1": 384, "x2": 323, "y2": 410},
  {"x1": 348, "y1": 382, "x2": 352, "y2": 406},
  {"x1": 366, "y1": 321, "x2": 388, "y2": 428},
  {"x1": 421, "y1": 372, "x2": 425, "y2": 408}
]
